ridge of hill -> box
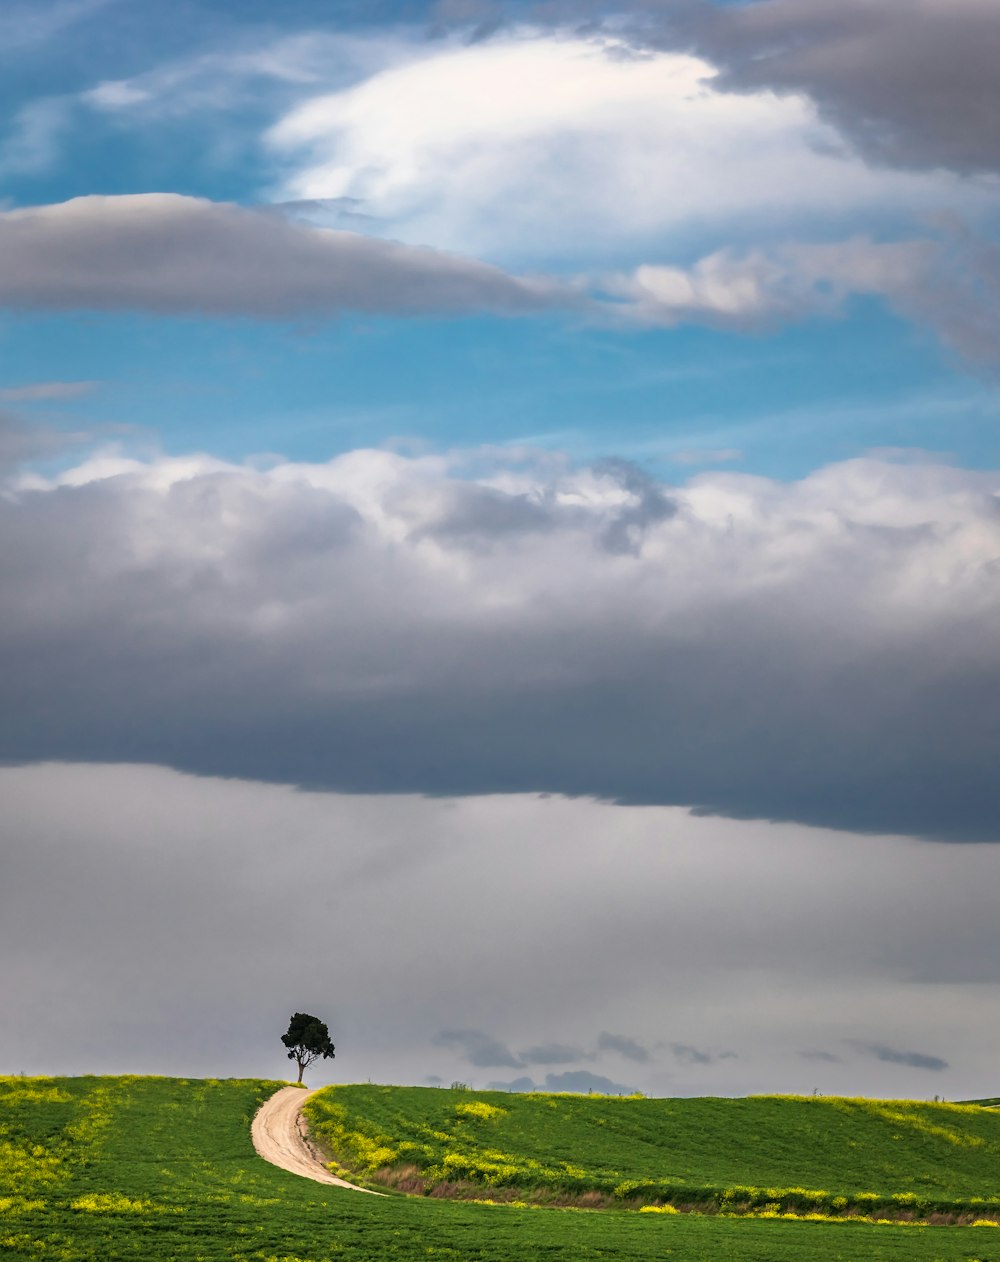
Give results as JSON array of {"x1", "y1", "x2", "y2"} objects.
[
  {"x1": 2, "y1": 1074, "x2": 1000, "y2": 1260},
  {"x1": 306, "y1": 1084, "x2": 1000, "y2": 1221}
]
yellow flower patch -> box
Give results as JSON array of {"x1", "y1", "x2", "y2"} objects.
[{"x1": 70, "y1": 1192, "x2": 183, "y2": 1215}]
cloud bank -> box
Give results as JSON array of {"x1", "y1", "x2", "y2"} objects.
[
  {"x1": 3, "y1": 445, "x2": 1000, "y2": 840},
  {"x1": 0, "y1": 762, "x2": 992, "y2": 1094}
]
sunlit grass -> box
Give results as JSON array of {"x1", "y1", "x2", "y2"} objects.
[
  {"x1": 3, "y1": 1075, "x2": 1000, "y2": 1260},
  {"x1": 306, "y1": 1084, "x2": 1000, "y2": 1222}
]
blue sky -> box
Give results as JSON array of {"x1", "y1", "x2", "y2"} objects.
[
  {"x1": 10, "y1": 304, "x2": 999, "y2": 480},
  {"x1": 5, "y1": 0, "x2": 1000, "y2": 1096},
  {"x1": 3, "y1": 0, "x2": 998, "y2": 481}
]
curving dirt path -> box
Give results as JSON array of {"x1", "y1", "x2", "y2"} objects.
[{"x1": 251, "y1": 1085, "x2": 384, "y2": 1194}]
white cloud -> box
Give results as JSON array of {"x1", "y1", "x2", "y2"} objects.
[
  {"x1": 608, "y1": 237, "x2": 927, "y2": 326},
  {"x1": 80, "y1": 32, "x2": 375, "y2": 119},
  {"x1": 607, "y1": 232, "x2": 1000, "y2": 366},
  {"x1": 265, "y1": 29, "x2": 982, "y2": 264},
  {"x1": 0, "y1": 98, "x2": 71, "y2": 176},
  {"x1": 610, "y1": 242, "x2": 864, "y2": 327}
]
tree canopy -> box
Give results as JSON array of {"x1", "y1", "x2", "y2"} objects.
[{"x1": 281, "y1": 1012, "x2": 335, "y2": 1084}]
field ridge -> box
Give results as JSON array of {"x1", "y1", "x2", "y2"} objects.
[{"x1": 305, "y1": 1083, "x2": 1000, "y2": 1224}]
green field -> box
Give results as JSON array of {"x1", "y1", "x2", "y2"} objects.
[
  {"x1": 307, "y1": 1084, "x2": 1000, "y2": 1220},
  {"x1": 3, "y1": 1076, "x2": 1000, "y2": 1261}
]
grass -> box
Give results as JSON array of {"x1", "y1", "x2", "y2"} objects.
[
  {"x1": 306, "y1": 1084, "x2": 1000, "y2": 1221},
  {"x1": 1, "y1": 1076, "x2": 1000, "y2": 1261}
]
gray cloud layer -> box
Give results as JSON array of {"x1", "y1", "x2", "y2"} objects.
[
  {"x1": 0, "y1": 195, "x2": 996, "y2": 364},
  {"x1": 440, "y1": 1029, "x2": 628, "y2": 1070},
  {"x1": 853, "y1": 1042, "x2": 949, "y2": 1073},
  {"x1": 486, "y1": 1071, "x2": 638, "y2": 1094},
  {"x1": 2, "y1": 193, "x2": 997, "y2": 368},
  {"x1": 3, "y1": 448, "x2": 1000, "y2": 840},
  {"x1": 650, "y1": 0, "x2": 1000, "y2": 177},
  {"x1": 596, "y1": 1032, "x2": 650, "y2": 1063},
  {"x1": 519, "y1": 1042, "x2": 588, "y2": 1066},
  {"x1": 1, "y1": 762, "x2": 994, "y2": 1093},
  {"x1": 437, "y1": 1029, "x2": 522, "y2": 1068},
  {"x1": 0, "y1": 194, "x2": 567, "y2": 318}
]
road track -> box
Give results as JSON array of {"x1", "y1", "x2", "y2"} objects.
[{"x1": 251, "y1": 1085, "x2": 384, "y2": 1194}]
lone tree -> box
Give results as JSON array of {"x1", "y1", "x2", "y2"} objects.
[{"x1": 281, "y1": 1012, "x2": 335, "y2": 1084}]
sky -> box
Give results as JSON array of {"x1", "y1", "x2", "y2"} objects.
[{"x1": 2, "y1": 0, "x2": 1000, "y2": 1100}]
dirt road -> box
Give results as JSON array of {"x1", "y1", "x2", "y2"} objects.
[{"x1": 251, "y1": 1085, "x2": 384, "y2": 1194}]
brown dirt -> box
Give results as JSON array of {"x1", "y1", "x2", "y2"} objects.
[{"x1": 250, "y1": 1085, "x2": 384, "y2": 1194}]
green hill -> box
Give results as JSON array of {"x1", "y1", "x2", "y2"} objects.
[
  {"x1": 3, "y1": 1075, "x2": 1000, "y2": 1261},
  {"x1": 307, "y1": 1084, "x2": 1000, "y2": 1220}
]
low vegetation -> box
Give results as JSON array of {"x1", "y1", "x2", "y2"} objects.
[
  {"x1": 306, "y1": 1084, "x2": 1000, "y2": 1223},
  {"x1": 3, "y1": 1075, "x2": 1000, "y2": 1260}
]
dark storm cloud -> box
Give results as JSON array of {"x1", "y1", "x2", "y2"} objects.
[
  {"x1": 3, "y1": 449, "x2": 1000, "y2": 841},
  {"x1": 487, "y1": 1071, "x2": 638, "y2": 1094},
  {"x1": 672, "y1": 1045, "x2": 709, "y2": 1065},
  {"x1": 664, "y1": 1043, "x2": 737, "y2": 1066},
  {"x1": 518, "y1": 1043, "x2": 588, "y2": 1065},
  {"x1": 545, "y1": 1070, "x2": 637, "y2": 1094},
  {"x1": 419, "y1": 483, "x2": 556, "y2": 545},
  {"x1": 438, "y1": 1032, "x2": 590, "y2": 1069},
  {"x1": 852, "y1": 1042, "x2": 949, "y2": 1072},
  {"x1": 437, "y1": 1029, "x2": 522, "y2": 1068},
  {"x1": 591, "y1": 459, "x2": 676, "y2": 555},
  {"x1": 423, "y1": 460, "x2": 675, "y2": 553},
  {"x1": 0, "y1": 194, "x2": 571, "y2": 319},
  {"x1": 596, "y1": 1032, "x2": 650, "y2": 1063},
  {"x1": 650, "y1": 0, "x2": 1000, "y2": 177}
]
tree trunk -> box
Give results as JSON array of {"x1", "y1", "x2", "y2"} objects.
[{"x1": 296, "y1": 1061, "x2": 304, "y2": 1084}]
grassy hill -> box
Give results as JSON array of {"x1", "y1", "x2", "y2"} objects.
[
  {"x1": 306, "y1": 1084, "x2": 1000, "y2": 1222},
  {"x1": 3, "y1": 1075, "x2": 1000, "y2": 1261}
]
